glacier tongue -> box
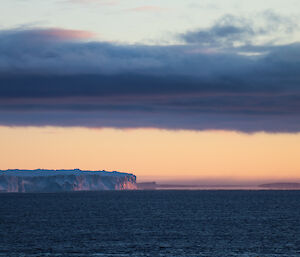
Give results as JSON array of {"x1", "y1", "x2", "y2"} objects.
[{"x1": 0, "y1": 169, "x2": 137, "y2": 192}]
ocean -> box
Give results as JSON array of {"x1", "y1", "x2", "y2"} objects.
[{"x1": 0, "y1": 190, "x2": 299, "y2": 256}]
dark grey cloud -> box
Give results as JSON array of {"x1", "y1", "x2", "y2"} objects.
[
  {"x1": 180, "y1": 11, "x2": 297, "y2": 47},
  {"x1": 0, "y1": 27, "x2": 300, "y2": 132},
  {"x1": 181, "y1": 15, "x2": 254, "y2": 46}
]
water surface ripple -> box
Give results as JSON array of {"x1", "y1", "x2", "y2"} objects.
[{"x1": 0, "y1": 190, "x2": 299, "y2": 256}]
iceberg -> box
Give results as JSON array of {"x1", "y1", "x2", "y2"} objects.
[{"x1": 0, "y1": 169, "x2": 137, "y2": 192}]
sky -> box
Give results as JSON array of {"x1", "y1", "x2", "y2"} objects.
[{"x1": 1, "y1": 0, "x2": 300, "y2": 183}]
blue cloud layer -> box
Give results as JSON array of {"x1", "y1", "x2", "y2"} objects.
[{"x1": 0, "y1": 27, "x2": 300, "y2": 132}]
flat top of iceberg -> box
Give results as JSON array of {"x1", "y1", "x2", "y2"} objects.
[{"x1": 0, "y1": 169, "x2": 134, "y2": 177}]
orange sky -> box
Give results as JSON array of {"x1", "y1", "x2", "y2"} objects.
[{"x1": 1, "y1": 126, "x2": 300, "y2": 183}]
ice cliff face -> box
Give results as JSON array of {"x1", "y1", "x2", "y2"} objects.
[{"x1": 0, "y1": 169, "x2": 137, "y2": 192}]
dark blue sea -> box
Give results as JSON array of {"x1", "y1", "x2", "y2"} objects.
[{"x1": 1, "y1": 190, "x2": 300, "y2": 257}]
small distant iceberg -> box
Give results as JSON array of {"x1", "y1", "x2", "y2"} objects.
[
  {"x1": 0, "y1": 169, "x2": 137, "y2": 193},
  {"x1": 258, "y1": 182, "x2": 300, "y2": 189}
]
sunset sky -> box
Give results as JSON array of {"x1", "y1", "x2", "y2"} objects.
[{"x1": 1, "y1": 0, "x2": 300, "y2": 183}]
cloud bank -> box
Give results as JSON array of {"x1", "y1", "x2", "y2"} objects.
[{"x1": 0, "y1": 24, "x2": 300, "y2": 132}]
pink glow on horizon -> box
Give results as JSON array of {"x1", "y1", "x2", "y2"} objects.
[
  {"x1": 34, "y1": 28, "x2": 96, "y2": 40},
  {"x1": 1, "y1": 127, "x2": 300, "y2": 182}
]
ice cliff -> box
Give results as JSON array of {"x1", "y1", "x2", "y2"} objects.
[{"x1": 0, "y1": 169, "x2": 137, "y2": 192}]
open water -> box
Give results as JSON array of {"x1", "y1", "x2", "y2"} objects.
[{"x1": 0, "y1": 190, "x2": 300, "y2": 256}]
